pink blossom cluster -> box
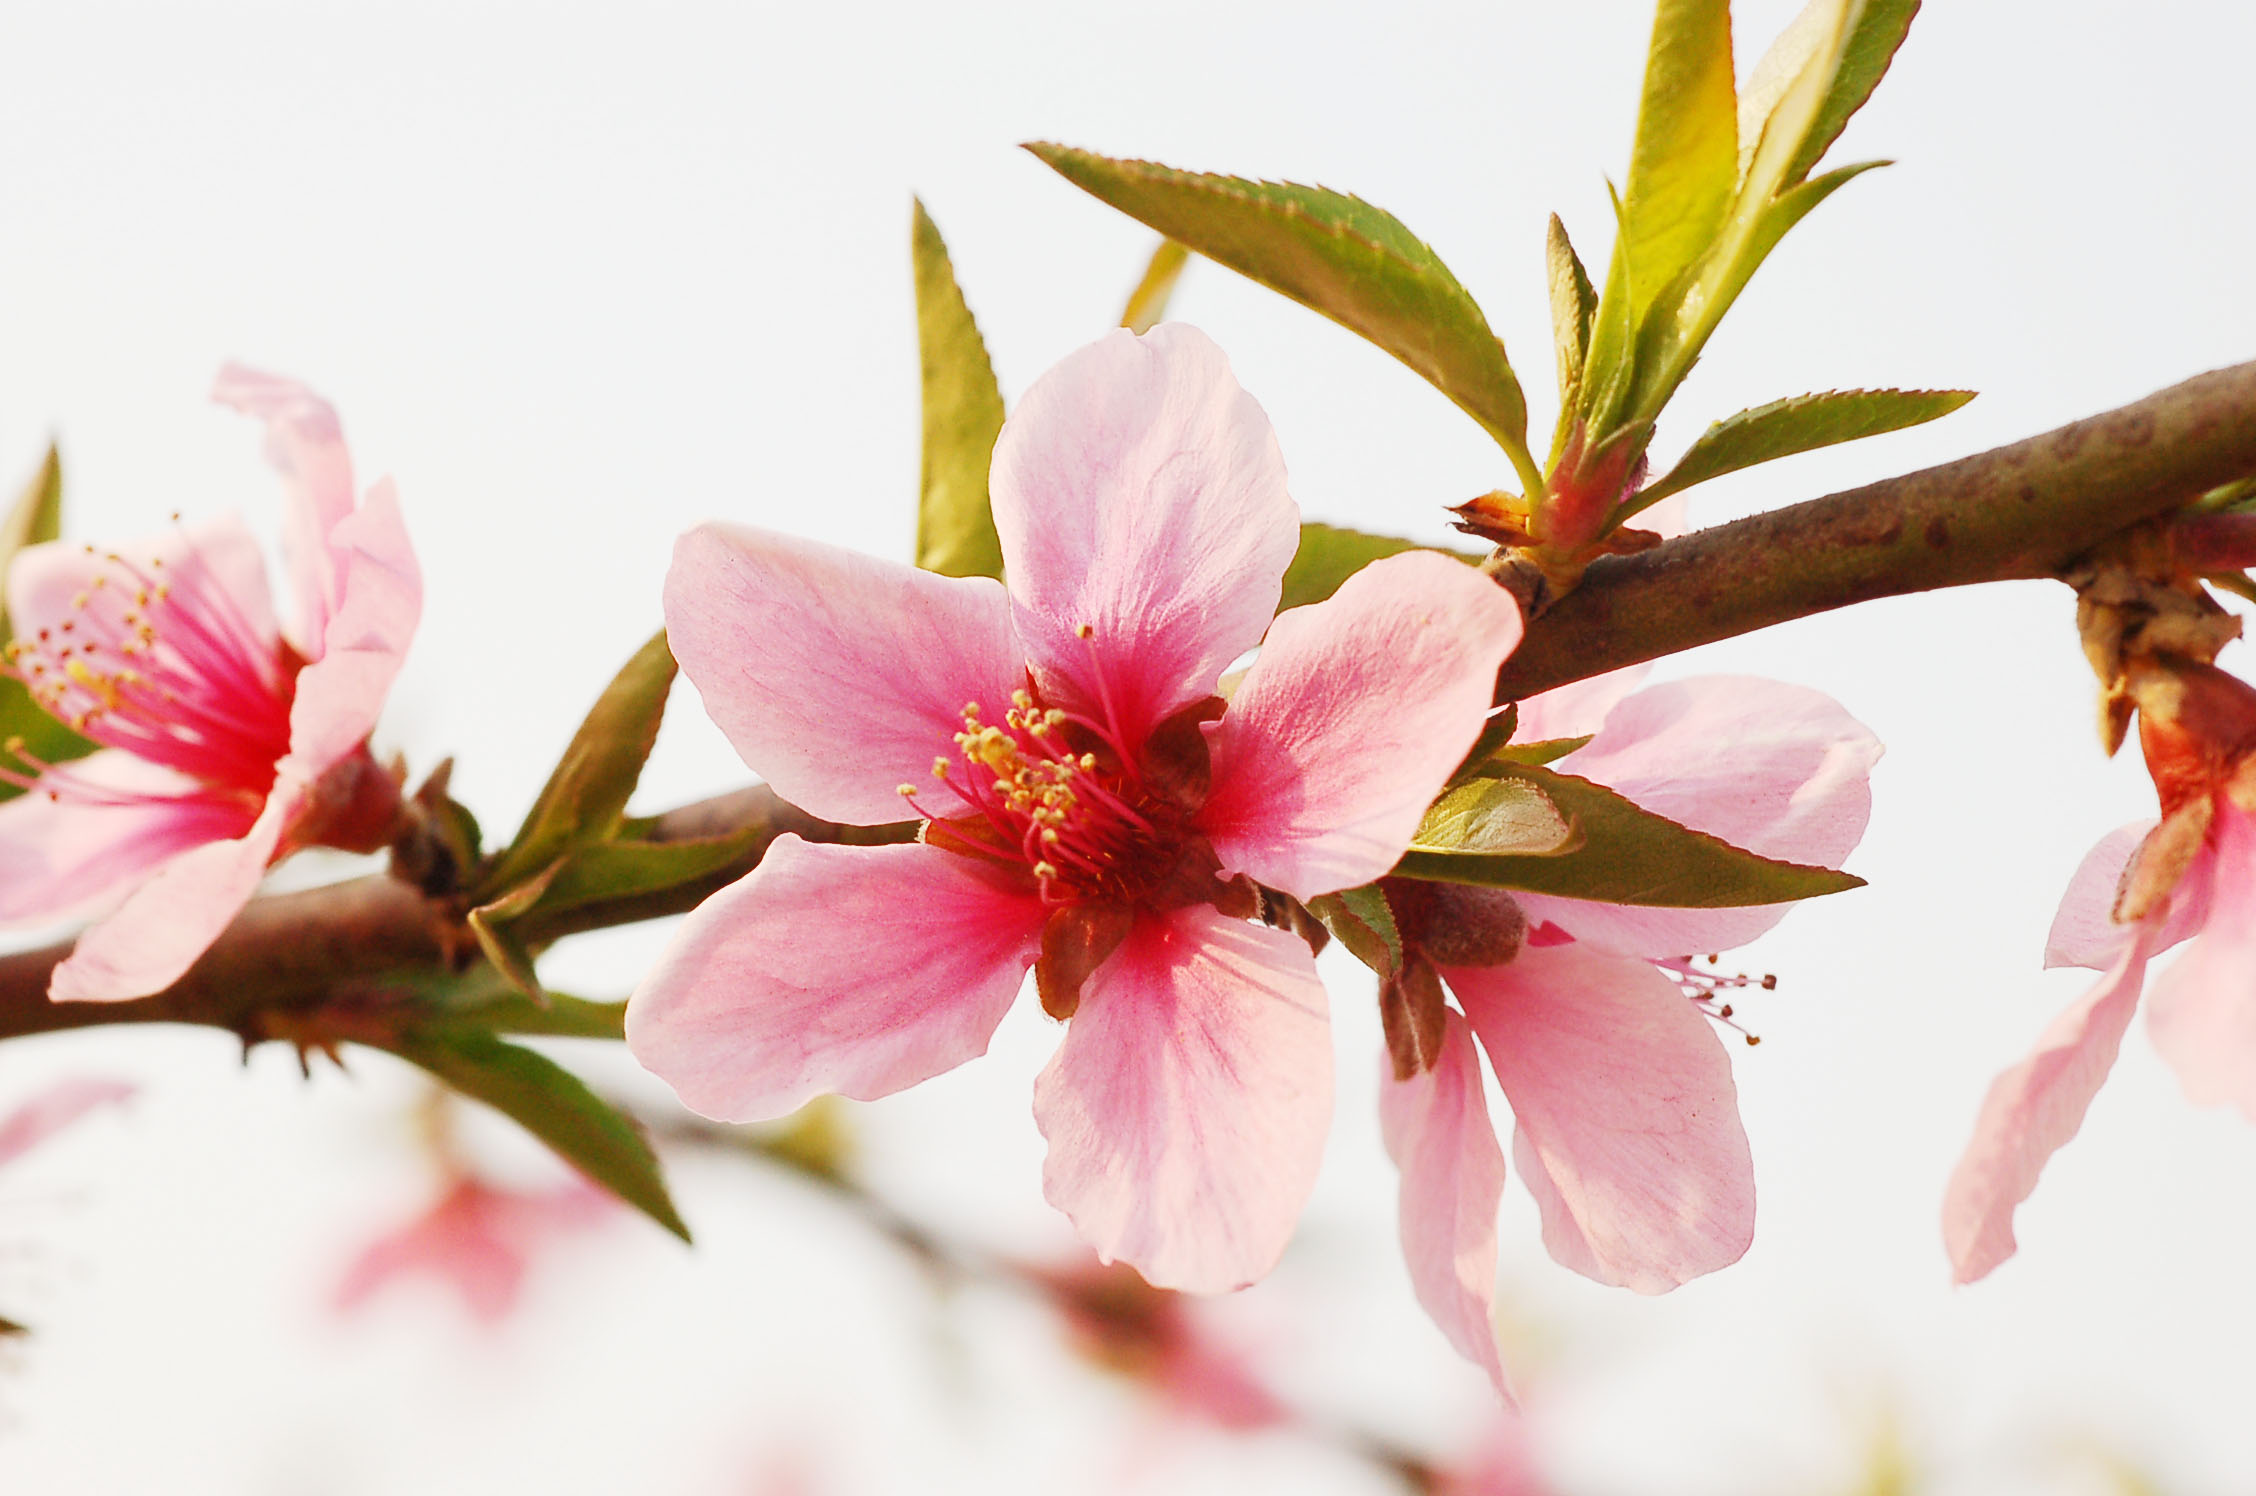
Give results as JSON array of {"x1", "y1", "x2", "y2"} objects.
[{"x1": 627, "y1": 326, "x2": 1881, "y2": 1389}]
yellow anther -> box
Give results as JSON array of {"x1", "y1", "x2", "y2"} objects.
[
  {"x1": 1040, "y1": 828, "x2": 1060, "y2": 844},
  {"x1": 897, "y1": 783, "x2": 917, "y2": 797},
  {"x1": 63, "y1": 659, "x2": 118, "y2": 709},
  {"x1": 961, "y1": 701, "x2": 981, "y2": 718},
  {"x1": 1011, "y1": 689, "x2": 1032, "y2": 710},
  {"x1": 1079, "y1": 754, "x2": 1096, "y2": 770},
  {"x1": 1032, "y1": 861, "x2": 1059, "y2": 881},
  {"x1": 91, "y1": 575, "x2": 107, "y2": 589},
  {"x1": 1075, "y1": 623, "x2": 1094, "y2": 639},
  {"x1": 71, "y1": 591, "x2": 87, "y2": 609},
  {"x1": 932, "y1": 757, "x2": 951, "y2": 778}
]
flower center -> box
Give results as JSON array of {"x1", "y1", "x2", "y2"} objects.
[
  {"x1": 1, "y1": 539, "x2": 298, "y2": 807},
  {"x1": 903, "y1": 688, "x2": 1187, "y2": 905}
]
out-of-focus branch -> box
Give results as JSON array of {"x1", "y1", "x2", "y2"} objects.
[{"x1": 1493, "y1": 359, "x2": 2256, "y2": 700}]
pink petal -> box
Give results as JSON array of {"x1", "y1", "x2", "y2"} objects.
[
  {"x1": 2046, "y1": 820, "x2": 2215, "y2": 971},
  {"x1": 1453, "y1": 943, "x2": 1755, "y2": 1292},
  {"x1": 663, "y1": 523, "x2": 1021, "y2": 826},
  {"x1": 212, "y1": 363, "x2": 356, "y2": 654},
  {"x1": 626, "y1": 837, "x2": 1044, "y2": 1121},
  {"x1": 0, "y1": 1077, "x2": 136, "y2": 1168},
  {"x1": 45, "y1": 780, "x2": 298, "y2": 1003},
  {"x1": 1201, "y1": 550, "x2": 1523, "y2": 901},
  {"x1": 1379, "y1": 1010, "x2": 1509, "y2": 1394},
  {"x1": 1034, "y1": 904, "x2": 1331, "y2": 1293},
  {"x1": 1514, "y1": 676, "x2": 1881, "y2": 958},
  {"x1": 7, "y1": 513, "x2": 279, "y2": 664},
  {"x1": 281, "y1": 478, "x2": 422, "y2": 770},
  {"x1": 0, "y1": 751, "x2": 259, "y2": 923},
  {"x1": 991, "y1": 326, "x2": 1297, "y2": 750},
  {"x1": 1508, "y1": 664, "x2": 1651, "y2": 745},
  {"x1": 1941, "y1": 928, "x2": 2155, "y2": 1283},
  {"x1": 2144, "y1": 804, "x2": 2256, "y2": 1120}
]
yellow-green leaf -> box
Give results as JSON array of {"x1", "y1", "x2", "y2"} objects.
[
  {"x1": 1120, "y1": 238, "x2": 1190, "y2": 334},
  {"x1": 1415, "y1": 775, "x2": 1582, "y2": 860},
  {"x1": 1545, "y1": 214, "x2": 1597, "y2": 423},
  {"x1": 1308, "y1": 885, "x2": 1403, "y2": 977},
  {"x1": 1278, "y1": 523, "x2": 1479, "y2": 613},
  {"x1": 1398, "y1": 761, "x2": 1865, "y2": 907},
  {"x1": 482, "y1": 631, "x2": 675, "y2": 897},
  {"x1": 912, "y1": 199, "x2": 1007, "y2": 580},
  {"x1": 1027, "y1": 145, "x2": 1536, "y2": 476},
  {"x1": 382, "y1": 1028, "x2": 690, "y2": 1241},
  {"x1": 1619, "y1": 0, "x2": 1740, "y2": 327},
  {"x1": 1632, "y1": 387, "x2": 1974, "y2": 512},
  {"x1": 1789, "y1": 0, "x2": 1920, "y2": 186}
]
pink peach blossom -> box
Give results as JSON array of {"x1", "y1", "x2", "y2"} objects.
[
  {"x1": 629, "y1": 326, "x2": 1524, "y2": 1293},
  {"x1": 1382, "y1": 670, "x2": 1879, "y2": 1390},
  {"x1": 1942, "y1": 740, "x2": 2256, "y2": 1283},
  {"x1": 0, "y1": 366, "x2": 420, "y2": 1002},
  {"x1": 332, "y1": 1174, "x2": 613, "y2": 1326}
]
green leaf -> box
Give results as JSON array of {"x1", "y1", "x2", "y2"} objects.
[
  {"x1": 445, "y1": 992, "x2": 628, "y2": 1041},
  {"x1": 1398, "y1": 761, "x2": 1865, "y2": 907},
  {"x1": 1788, "y1": 0, "x2": 1921, "y2": 186},
  {"x1": 0, "y1": 448, "x2": 92, "y2": 803},
  {"x1": 1416, "y1": 774, "x2": 1583, "y2": 860},
  {"x1": 1619, "y1": 0, "x2": 1739, "y2": 328},
  {"x1": 1277, "y1": 523, "x2": 1479, "y2": 613},
  {"x1": 1120, "y1": 238, "x2": 1191, "y2": 334},
  {"x1": 1545, "y1": 215, "x2": 1598, "y2": 422},
  {"x1": 1027, "y1": 145, "x2": 1538, "y2": 480},
  {"x1": 534, "y1": 831, "x2": 762, "y2": 915},
  {"x1": 468, "y1": 859, "x2": 562, "y2": 999},
  {"x1": 1632, "y1": 387, "x2": 1974, "y2": 511},
  {"x1": 382, "y1": 1028, "x2": 690, "y2": 1241},
  {"x1": 1307, "y1": 885, "x2": 1403, "y2": 977},
  {"x1": 912, "y1": 199, "x2": 1007, "y2": 580},
  {"x1": 1491, "y1": 734, "x2": 1594, "y2": 768},
  {"x1": 483, "y1": 631, "x2": 675, "y2": 897}
]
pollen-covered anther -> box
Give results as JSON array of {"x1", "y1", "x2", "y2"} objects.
[{"x1": 1660, "y1": 956, "x2": 1773, "y2": 1046}]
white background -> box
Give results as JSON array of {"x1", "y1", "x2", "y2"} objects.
[{"x1": 0, "y1": 2, "x2": 2250, "y2": 1492}]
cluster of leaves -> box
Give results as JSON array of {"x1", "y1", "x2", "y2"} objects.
[{"x1": 1026, "y1": 0, "x2": 1970, "y2": 577}]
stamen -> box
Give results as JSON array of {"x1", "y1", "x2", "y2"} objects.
[{"x1": 1659, "y1": 956, "x2": 1774, "y2": 1046}]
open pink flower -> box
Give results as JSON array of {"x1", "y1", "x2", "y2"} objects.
[
  {"x1": 332, "y1": 1174, "x2": 613, "y2": 1326},
  {"x1": 1381, "y1": 669, "x2": 1879, "y2": 1390},
  {"x1": 629, "y1": 326, "x2": 1524, "y2": 1293},
  {"x1": 0, "y1": 366, "x2": 420, "y2": 1002},
  {"x1": 1944, "y1": 662, "x2": 2256, "y2": 1282}
]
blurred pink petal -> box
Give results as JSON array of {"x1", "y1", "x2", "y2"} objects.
[
  {"x1": 1035, "y1": 907, "x2": 1330, "y2": 1293},
  {"x1": 1456, "y1": 942, "x2": 1755, "y2": 1292},
  {"x1": 0, "y1": 1078, "x2": 135, "y2": 1168},
  {"x1": 2145, "y1": 804, "x2": 2256, "y2": 1119},
  {"x1": 333, "y1": 1175, "x2": 613, "y2": 1326},
  {"x1": 990, "y1": 324, "x2": 1296, "y2": 749},
  {"x1": 0, "y1": 370, "x2": 419, "y2": 1001},
  {"x1": 1203, "y1": 550, "x2": 1523, "y2": 901},
  {"x1": 1432, "y1": 1413, "x2": 1560, "y2": 1496},
  {"x1": 1942, "y1": 928, "x2": 2154, "y2": 1284},
  {"x1": 1379, "y1": 1012, "x2": 1508, "y2": 1393},
  {"x1": 627, "y1": 836, "x2": 1045, "y2": 1121},
  {"x1": 635, "y1": 326, "x2": 1507, "y2": 1292},
  {"x1": 1034, "y1": 1255, "x2": 1287, "y2": 1432}
]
